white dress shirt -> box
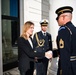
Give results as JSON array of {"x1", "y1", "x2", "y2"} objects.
[{"x1": 28, "y1": 38, "x2": 33, "y2": 48}]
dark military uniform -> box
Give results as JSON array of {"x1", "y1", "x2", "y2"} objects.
[
  {"x1": 57, "y1": 22, "x2": 76, "y2": 75},
  {"x1": 33, "y1": 31, "x2": 52, "y2": 75},
  {"x1": 33, "y1": 19, "x2": 52, "y2": 75},
  {"x1": 55, "y1": 6, "x2": 76, "y2": 75}
]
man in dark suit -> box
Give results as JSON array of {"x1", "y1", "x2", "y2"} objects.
[
  {"x1": 55, "y1": 6, "x2": 76, "y2": 75},
  {"x1": 33, "y1": 19, "x2": 52, "y2": 75}
]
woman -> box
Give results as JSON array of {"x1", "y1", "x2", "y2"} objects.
[{"x1": 17, "y1": 21, "x2": 52, "y2": 75}]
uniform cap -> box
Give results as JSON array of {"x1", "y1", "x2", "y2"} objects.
[
  {"x1": 40, "y1": 19, "x2": 48, "y2": 26},
  {"x1": 55, "y1": 6, "x2": 73, "y2": 20}
]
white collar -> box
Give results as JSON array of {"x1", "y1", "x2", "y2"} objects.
[{"x1": 42, "y1": 31, "x2": 46, "y2": 34}]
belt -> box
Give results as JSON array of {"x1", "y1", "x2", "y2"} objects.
[{"x1": 70, "y1": 56, "x2": 76, "y2": 61}]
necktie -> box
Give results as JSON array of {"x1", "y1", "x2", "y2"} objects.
[{"x1": 44, "y1": 33, "x2": 46, "y2": 36}]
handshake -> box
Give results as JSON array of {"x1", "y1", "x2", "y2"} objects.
[{"x1": 45, "y1": 51, "x2": 53, "y2": 59}]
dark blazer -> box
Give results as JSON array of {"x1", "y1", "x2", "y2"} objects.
[{"x1": 17, "y1": 37, "x2": 45, "y2": 72}]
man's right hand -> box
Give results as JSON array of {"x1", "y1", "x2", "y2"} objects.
[{"x1": 45, "y1": 51, "x2": 52, "y2": 59}]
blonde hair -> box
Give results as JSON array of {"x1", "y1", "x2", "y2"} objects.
[{"x1": 21, "y1": 21, "x2": 34, "y2": 39}]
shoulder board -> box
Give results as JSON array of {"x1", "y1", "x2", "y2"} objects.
[{"x1": 59, "y1": 27, "x2": 65, "y2": 31}]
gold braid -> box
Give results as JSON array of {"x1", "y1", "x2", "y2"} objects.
[{"x1": 35, "y1": 33, "x2": 45, "y2": 47}]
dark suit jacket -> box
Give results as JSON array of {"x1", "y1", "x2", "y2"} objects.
[{"x1": 17, "y1": 37, "x2": 45, "y2": 72}]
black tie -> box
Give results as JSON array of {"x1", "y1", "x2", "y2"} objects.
[{"x1": 44, "y1": 33, "x2": 46, "y2": 36}]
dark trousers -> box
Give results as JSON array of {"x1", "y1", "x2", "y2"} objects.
[
  {"x1": 19, "y1": 62, "x2": 34, "y2": 75},
  {"x1": 57, "y1": 59, "x2": 61, "y2": 75},
  {"x1": 20, "y1": 69, "x2": 34, "y2": 75},
  {"x1": 35, "y1": 61, "x2": 48, "y2": 75},
  {"x1": 20, "y1": 71, "x2": 25, "y2": 75}
]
